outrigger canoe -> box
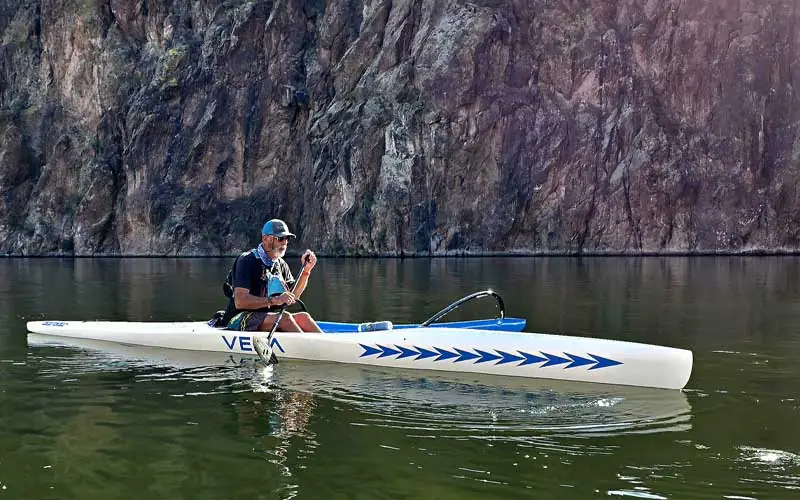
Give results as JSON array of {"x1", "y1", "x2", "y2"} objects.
[{"x1": 26, "y1": 290, "x2": 693, "y2": 390}]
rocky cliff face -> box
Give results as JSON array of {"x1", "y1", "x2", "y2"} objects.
[{"x1": 0, "y1": 0, "x2": 798, "y2": 255}]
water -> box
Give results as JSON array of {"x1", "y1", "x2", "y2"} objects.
[{"x1": 1, "y1": 257, "x2": 799, "y2": 499}]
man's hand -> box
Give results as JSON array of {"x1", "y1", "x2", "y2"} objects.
[
  {"x1": 274, "y1": 292, "x2": 296, "y2": 306},
  {"x1": 301, "y1": 249, "x2": 317, "y2": 272}
]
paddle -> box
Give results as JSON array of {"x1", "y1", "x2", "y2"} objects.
[{"x1": 253, "y1": 258, "x2": 309, "y2": 365}]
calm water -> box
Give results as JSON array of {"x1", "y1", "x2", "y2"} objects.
[{"x1": 1, "y1": 257, "x2": 799, "y2": 499}]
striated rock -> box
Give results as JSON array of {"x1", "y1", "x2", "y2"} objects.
[{"x1": 0, "y1": 0, "x2": 798, "y2": 256}]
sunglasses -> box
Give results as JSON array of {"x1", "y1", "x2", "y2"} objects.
[{"x1": 273, "y1": 236, "x2": 290, "y2": 242}]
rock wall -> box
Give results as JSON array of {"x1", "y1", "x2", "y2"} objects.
[{"x1": 0, "y1": 0, "x2": 798, "y2": 255}]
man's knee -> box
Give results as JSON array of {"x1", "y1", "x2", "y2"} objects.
[
  {"x1": 278, "y1": 315, "x2": 300, "y2": 330},
  {"x1": 257, "y1": 317, "x2": 276, "y2": 331}
]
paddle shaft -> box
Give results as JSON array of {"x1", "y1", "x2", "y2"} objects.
[{"x1": 262, "y1": 260, "x2": 308, "y2": 364}]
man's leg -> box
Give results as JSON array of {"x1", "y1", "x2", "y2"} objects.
[
  {"x1": 257, "y1": 312, "x2": 302, "y2": 332},
  {"x1": 292, "y1": 312, "x2": 323, "y2": 333}
]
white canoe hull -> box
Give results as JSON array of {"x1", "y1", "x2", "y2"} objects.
[{"x1": 26, "y1": 320, "x2": 693, "y2": 390}]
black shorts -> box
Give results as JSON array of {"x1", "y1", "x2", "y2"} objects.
[{"x1": 227, "y1": 311, "x2": 272, "y2": 331}]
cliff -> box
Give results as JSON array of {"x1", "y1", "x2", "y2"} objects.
[{"x1": 1, "y1": 0, "x2": 798, "y2": 255}]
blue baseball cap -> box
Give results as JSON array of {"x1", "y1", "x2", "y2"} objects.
[{"x1": 262, "y1": 219, "x2": 296, "y2": 238}]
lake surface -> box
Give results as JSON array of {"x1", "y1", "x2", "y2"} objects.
[{"x1": 1, "y1": 257, "x2": 799, "y2": 499}]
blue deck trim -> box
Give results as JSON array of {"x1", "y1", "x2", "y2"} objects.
[{"x1": 318, "y1": 317, "x2": 526, "y2": 333}]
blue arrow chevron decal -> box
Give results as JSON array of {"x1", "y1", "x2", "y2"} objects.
[
  {"x1": 495, "y1": 350, "x2": 525, "y2": 365},
  {"x1": 542, "y1": 352, "x2": 570, "y2": 367},
  {"x1": 359, "y1": 344, "x2": 382, "y2": 357},
  {"x1": 377, "y1": 345, "x2": 401, "y2": 358},
  {"x1": 435, "y1": 347, "x2": 459, "y2": 361},
  {"x1": 396, "y1": 345, "x2": 419, "y2": 359},
  {"x1": 588, "y1": 354, "x2": 623, "y2": 370},
  {"x1": 270, "y1": 338, "x2": 285, "y2": 354},
  {"x1": 565, "y1": 353, "x2": 594, "y2": 368},
  {"x1": 519, "y1": 351, "x2": 548, "y2": 365},
  {"x1": 414, "y1": 346, "x2": 438, "y2": 360},
  {"x1": 474, "y1": 349, "x2": 502, "y2": 363},
  {"x1": 454, "y1": 348, "x2": 480, "y2": 362},
  {"x1": 358, "y1": 344, "x2": 623, "y2": 370}
]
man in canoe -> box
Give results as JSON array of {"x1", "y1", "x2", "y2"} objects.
[{"x1": 223, "y1": 219, "x2": 322, "y2": 333}]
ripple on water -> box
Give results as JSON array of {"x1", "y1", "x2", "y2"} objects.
[{"x1": 737, "y1": 446, "x2": 800, "y2": 491}]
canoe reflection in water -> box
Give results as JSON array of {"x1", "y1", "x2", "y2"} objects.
[
  {"x1": 233, "y1": 367, "x2": 317, "y2": 487},
  {"x1": 27, "y1": 334, "x2": 692, "y2": 438},
  {"x1": 238, "y1": 366, "x2": 317, "y2": 441}
]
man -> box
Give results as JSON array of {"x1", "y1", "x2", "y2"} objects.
[{"x1": 224, "y1": 219, "x2": 322, "y2": 333}]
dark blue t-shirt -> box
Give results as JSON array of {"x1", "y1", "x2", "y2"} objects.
[{"x1": 224, "y1": 250, "x2": 295, "y2": 317}]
